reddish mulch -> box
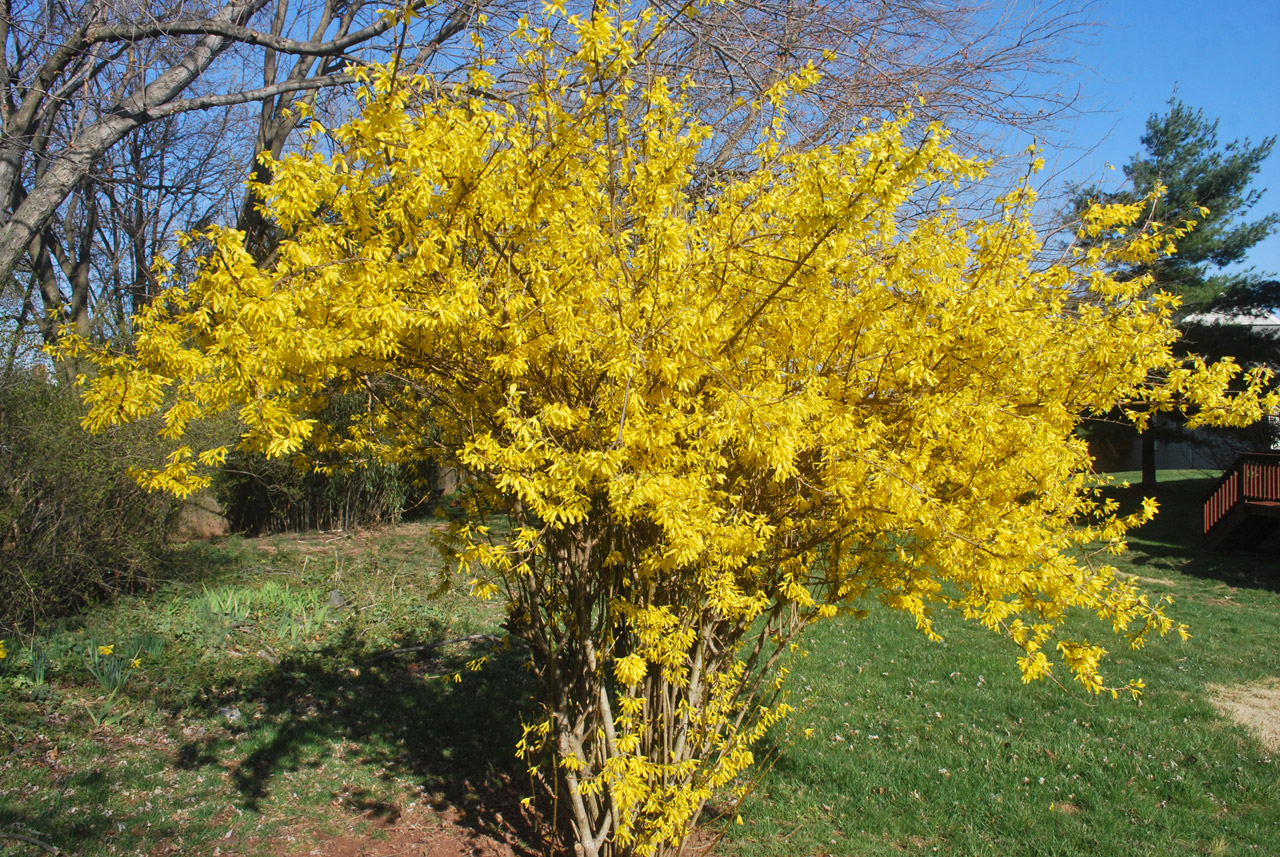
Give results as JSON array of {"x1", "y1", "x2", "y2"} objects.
[
  {"x1": 281, "y1": 804, "x2": 526, "y2": 857},
  {"x1": 273, "y1": 777, "x2": 554, "y2": 857},
  {"x1": 278, "y1": 802, "x2": 725, "y2": 857}
]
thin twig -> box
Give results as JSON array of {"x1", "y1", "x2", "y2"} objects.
[{"x1": 1, "y1": 830, "x2": 62, "y2": 855}]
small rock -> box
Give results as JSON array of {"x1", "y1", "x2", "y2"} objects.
[
  {"x1": 327, "y1": 590, "x2": 347, "y2": 610},
  {"x1": 218, "y1": 707, "x2": 242, "y2": 723}
]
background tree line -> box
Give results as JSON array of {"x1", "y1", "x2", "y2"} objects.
[{"x1": 2, "y1": 0, "x2": 1097, "y2": 358}]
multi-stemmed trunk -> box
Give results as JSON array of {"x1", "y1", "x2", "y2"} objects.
[{"x1": 505, "y1": 518, "x2": 802, "y2": 857}]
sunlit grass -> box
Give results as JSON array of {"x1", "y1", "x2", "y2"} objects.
[{"x1": 722, "y1": 472, "x2": 1280, "y2": 856}]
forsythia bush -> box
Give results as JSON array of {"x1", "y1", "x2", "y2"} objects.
[{"x1": 61, "y1": 5, "x2": 1274, "y2": 855}]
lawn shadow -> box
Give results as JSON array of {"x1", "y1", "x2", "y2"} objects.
[
  {"x1": 1109, "y1": 478, "x2": 1280, "y2": 593},
  {"x1": 143, "y1": 537, "x2": 255, "y2": 594},
  {"x1": 0, "y1": 768, "x2": 118, "y2": 856},
  {"x1": 173, "y1": 625, "x2": 548, "y2": 856}
]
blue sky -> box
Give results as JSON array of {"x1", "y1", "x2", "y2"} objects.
[{"x1": 1043, "y1": 0, "x2": 1280, "y2": 276}]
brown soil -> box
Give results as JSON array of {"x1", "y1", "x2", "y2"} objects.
[
  {"x1": 279, "y1": 803, "x2": 531, "y2": 857},
  {"x1": 280, "y1": 803, "x2": 725, "y2": 857},
  {"x1": 1209, "y1": 679, "x2": 1280, "y2": 751}
]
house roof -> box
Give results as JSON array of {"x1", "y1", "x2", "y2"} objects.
[{"x1": 1182, "y1": 308, "x2": 1280, "y2": 330}]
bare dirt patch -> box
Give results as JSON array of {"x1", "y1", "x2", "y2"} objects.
[
  {"x1": 280, "y1": 804, "x2": 528, "y2": 857},
  {"x1": 1121, "y1": 573, "x2": 1179, "y2": 588},
  {"x1": 1209, "y1": 679, "x2": 1280, "y2": 751},
  {"x1": 279, "y1": 802, "x2": 725, "y2": 857}
]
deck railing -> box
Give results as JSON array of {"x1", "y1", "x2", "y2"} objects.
[{"x1": 1203, "y1": 452, "x2": 1280, "y2": 538}]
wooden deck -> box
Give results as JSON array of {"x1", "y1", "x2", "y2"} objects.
[{"x1": 1204, "y1": 453, "x2": 1280, "y2": 551}]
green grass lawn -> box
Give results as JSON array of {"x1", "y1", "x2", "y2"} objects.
[
  {"x1": 723, "y1": 471, "x2": 1280, "y2": 857},
  {"x1": 1, "y1": 473, "x2": 1277, "y2": 856},
  {"x1": 0, "y1": 523, "x2": 534, "y2": 857}
]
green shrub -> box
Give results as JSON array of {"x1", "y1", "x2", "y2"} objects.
[
  {"x1": 213, "y1": 395, "x2": 432, "y2": 534},
  {"x1": 213, "y1": 451, "x2": 410, "y2": 533},
  {"x1": 0, "y1": 372, "x2": 180, "y2": 630}
]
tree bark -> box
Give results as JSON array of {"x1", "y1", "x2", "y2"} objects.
[
  {"x1": 1141, "y1": 427, "x2": 1157, "y2": 490},
  {"x1": 0, "y1": 0, "x2": 270, "y2": 287}
]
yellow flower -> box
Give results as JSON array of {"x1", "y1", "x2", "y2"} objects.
[
  {"x1": 614, "y1": 654, "x2": 647, "y2": 686},
  {"x1": 130, "y1": 658, "x2": 141, "y2": 668},
  {"x1": 97, "y1": 645, "x2": 113, "y2": 656},
  {"x1": 0, "y1": 641, "x2": 7, "y2": 659}
]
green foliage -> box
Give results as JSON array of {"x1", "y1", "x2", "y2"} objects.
[
  {"x1": 1, "y1": 636, "x2": 71, "y2": 690},
  {"x1": 1078, "y1": 99, "x2": 1278, "y2": 315},
  {"x1": 1210, "y1": 278, "x2": 1280, "y2": 316},
  {"x1": 0, "y1": 373, "x2": 182, "y2": 631},
  {"x1": 78, "y1": 634, "x2": 162, "y2": 689},
  {"x1": 180, "y1": 580, "x2": 340, "y2": 648},
  {"x1": 29, "y1": 646, "x2": 50, "y2": 685},
  {"x1": 84, "y1": 643, "x2": 137, "y2": 695},
  {"x1": 213, "y1": 395, "x2": 431, "y2": 534}
]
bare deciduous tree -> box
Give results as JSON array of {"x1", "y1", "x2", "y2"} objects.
[
  {"x1": 0, "y1": 0, "x2": 483, "y2": 338},
  {"x1": 3, "y1": 0, "x2": 1094, "y2": 350},
  {"x1": 636, "y1": 0, "x2": 1094, "y2": 181}
]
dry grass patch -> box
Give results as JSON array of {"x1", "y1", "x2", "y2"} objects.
[{"x1": 1209, "y1": 679, "x2": 1280, "y2": 751}]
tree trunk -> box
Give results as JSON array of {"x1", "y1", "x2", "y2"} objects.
[
  {"x1": 1140, "y1": 428, "x2": 1157, "y2": 490},
  {"x1": 0, "y1": 0, "x2": 269, "y2": 286}
]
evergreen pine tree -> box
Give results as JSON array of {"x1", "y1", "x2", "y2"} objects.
[{"x1": 1075, "y1": 99, "x2": 1278, "y2": 487}]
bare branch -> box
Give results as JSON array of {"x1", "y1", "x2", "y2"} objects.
[
  {"x1": 83, "y1": 1, "x2": 428, "y2": 58},
  {"x1": 144, "y1": 69, "x2": 360, "y2": 118}
]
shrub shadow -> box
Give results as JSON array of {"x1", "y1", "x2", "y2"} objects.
[
  {"x1": 1108, "y1": 479, "x2": 1280, "y2": 592},
  {"x1": 176, "y1": 625, "x2": 547, "y2": 855}
]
